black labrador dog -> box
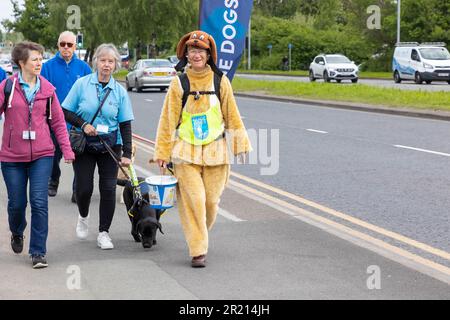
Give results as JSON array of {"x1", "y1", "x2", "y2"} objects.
[{"x1": 117, "y1": 177, "x2": 164, "y2": 248}]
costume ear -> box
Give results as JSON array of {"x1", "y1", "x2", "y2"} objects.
[
  {"x1": 207, "y1": 34, "x2": 218, "y2": 64},
  {"x1": 176, "y1": 32, "x2": 192, "y2": 60}
]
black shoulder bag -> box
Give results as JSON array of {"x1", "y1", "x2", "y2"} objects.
[{"x1": 69, "y1": 88, "x2": 112, "y2": 155}]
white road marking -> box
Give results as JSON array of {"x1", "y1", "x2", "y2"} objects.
[
  {"x1": 132, "y1": 164, "x2": 244, "y2": 222},
  {"x1": 218, "y1": 207, "x2": 245, "y2": 222},
  {"x1": 306, "y1": 129, "x2": 328, "y2": 134},
  {"x1": 145, "y1": 99, "x2": 153, "y2": 102},
  {"x1": 394, "y1": 145, "x2": 450, "y2": 157}
]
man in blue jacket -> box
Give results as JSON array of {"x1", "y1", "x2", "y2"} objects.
[
  {"x1": 41, "y1": 31, "x2": 92, "y2": 202},
  {"x1": 0, "y1": 66, "x2": 6, "y2": 83}
]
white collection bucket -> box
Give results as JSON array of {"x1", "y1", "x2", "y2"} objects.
[{"x1": 145, "y1": 175, "x2": 178, "y2": 210}]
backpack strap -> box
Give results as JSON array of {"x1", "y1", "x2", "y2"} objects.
[
  {"x1": 46, "y1": 94, "x2": 52, "y2": 125},
  {"x1": 178, "y1": 72, "x2": 222, "y2": 109},
  {"x1": 179, "y1": 73, "x2": 190, "y2": 109},
  {"x1": 213, "y1": 72, "x2": 221, "y2": 103},
  {"x1": 2, "y1": 77, "x2": 52, "y2": 126},
  {"x1": 2, "y1": 78, "x2": 14, "y2": 112}
]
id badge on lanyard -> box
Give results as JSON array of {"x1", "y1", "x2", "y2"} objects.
[
  {"x1": 94, "y1": 85, "x2": 109, "y2": 134},
  {"x1": 23, "y1": 97, "x2": 36, "y2": 140}
]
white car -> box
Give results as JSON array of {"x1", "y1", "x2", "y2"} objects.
[
  {"x1": 126, "y1": 59, "x2": 177, "y2": 92},
  {"x1": 392, "y1": 42, "x2": 450, "y2": 84},
  {"x1": 309, "y1": 54, "x2": 359, "y2": 83}
]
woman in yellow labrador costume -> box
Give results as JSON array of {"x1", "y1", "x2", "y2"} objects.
[{"x1": 153, "y1": 31, "x2": 251, "y2": 267}]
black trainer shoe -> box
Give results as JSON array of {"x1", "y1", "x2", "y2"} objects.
[
  {"x1": 48, "y1": 180, "x2": 59, "y2": 197},
  {"x1": 11, "y1": 234, "x2": 24, "y2": 254},
  {"x1": 31, "y1": 255, "x2": 48, "y2": 269}
]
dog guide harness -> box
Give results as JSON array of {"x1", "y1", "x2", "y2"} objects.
[{"x1": 177, "y1": 73, "x2": 225, "y2": 146}]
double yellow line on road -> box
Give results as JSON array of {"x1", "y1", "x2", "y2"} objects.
[{"x1": 132, "y1": 133, "x2": 450, "y2": 284}]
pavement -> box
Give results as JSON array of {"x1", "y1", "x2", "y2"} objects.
[
  {"x1": 0, "y1": 125, "x2": 449, "y2": 300},
  {"x1": 1, "y1": 86, "x2": 449, "y2": 300}
]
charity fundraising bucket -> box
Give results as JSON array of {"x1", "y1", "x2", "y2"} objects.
[{"x1": 145, "y1": 175, "x2": 178, "y2": 209}]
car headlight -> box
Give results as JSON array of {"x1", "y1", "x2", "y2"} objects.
[
  {"x1": 423, "y1": 63, "x2": 433, "y2": 69},
  {"x1": 328, "y1": 68, "x2": 335, "y2": 72}
]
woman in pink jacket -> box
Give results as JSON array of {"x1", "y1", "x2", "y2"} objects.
[{"x1": 0, "y1": 42, "x2": 75, "y2": 269}]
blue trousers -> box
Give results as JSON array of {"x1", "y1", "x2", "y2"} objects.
[{"x1": 1, "y1": 156, "x2": 53, "y2": 256}]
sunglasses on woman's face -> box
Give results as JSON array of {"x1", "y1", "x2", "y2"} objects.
[{"x1": 59, "y1": 42, "x2": 74, "y2": 48}]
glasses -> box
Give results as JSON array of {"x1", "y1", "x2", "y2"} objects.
[
  {"x1": 188, "y1": 49, "x2": 207, "y2": 56},
  {"x1": 59, "y1": 42, "x2": 74, "y2": 48}
]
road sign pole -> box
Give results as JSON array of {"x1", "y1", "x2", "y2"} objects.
[
  {"x1": 397, "y1": 0, "x2": 401, "y2": 43},
  {"x1": 248, "y1": 18, "x2": 251, "y2": 70},
  {"x1": 288, "y1": 44, "x2": 292, "y2": 72}
]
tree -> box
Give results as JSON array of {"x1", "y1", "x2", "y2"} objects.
[{"x1": 3, "y1": 0, "x2": 54, "y2": 49}]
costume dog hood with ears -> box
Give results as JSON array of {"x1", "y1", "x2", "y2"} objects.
[{"x1": 175, "y1": 30, "x2": 223, "y2": 76}]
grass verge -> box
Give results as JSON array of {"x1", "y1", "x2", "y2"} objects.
[
  {"x1": 232, "y1": 77, "x2": 450, "y2": 111},
  {"x1": 114, "y1": 69, "x2": 128, "y2": 81},
  {"x1": 237, "y1": 69, "x2": 392, "y2": 80}
]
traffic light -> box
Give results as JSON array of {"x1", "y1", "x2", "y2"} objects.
[{"x1": 76, "y1": 33, "x2": 83, "y2": 48}]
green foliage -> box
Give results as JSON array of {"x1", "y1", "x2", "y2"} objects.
[
  {"x1": 233, "y1": 77, "x2": 450, "y2": 111},
  {"x1": 251, "y1": 15, "x2": 371, "y2": 70},
  {"x1": 4, "y1": 0, "x2": 450, "y2": 72},
  {"x1": 251, "y1": 0, "x2": 450, "y2": 72},
  {"x1": 4, "y1": 0, "x2": 199, "y2": 55},
  {"x1": 3, "y1": 0, "x2": 55, "y2": 49}
]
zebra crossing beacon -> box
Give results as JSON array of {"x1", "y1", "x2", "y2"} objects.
[{"x1": 153, "y1": 30, "x2": 252, "y2": 268}]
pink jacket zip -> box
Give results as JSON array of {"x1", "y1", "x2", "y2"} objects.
[{"x1": 0, "y1": 74, "x2": 75, "y2": 162}]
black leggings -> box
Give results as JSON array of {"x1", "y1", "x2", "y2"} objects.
[{"x1": 73, "y1": 146, "x2": 121, "y2": 232}]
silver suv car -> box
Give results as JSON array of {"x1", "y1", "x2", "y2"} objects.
[{"x1": 309, "y1": 54, "x2": 359, "y2": 83}]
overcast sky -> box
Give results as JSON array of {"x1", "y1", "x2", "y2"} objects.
[{"x1": 0, "y1": 0, "x2": 24, "y2": 31}]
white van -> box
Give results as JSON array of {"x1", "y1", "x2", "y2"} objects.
[{"x1": 392, "y1": 42, "x2": 450, "y2": 84}]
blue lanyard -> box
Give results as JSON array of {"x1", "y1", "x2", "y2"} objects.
[
  {"x1": 95, "y1": 85, "x2": 107, "y2": 117},
  {"x1": 21, "y1": 88, "x2": 36, "y2": 130}
]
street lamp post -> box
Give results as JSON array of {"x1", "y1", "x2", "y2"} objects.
[
  {"x1": 248, "y1": 18, "x2": 251, "y2": 70},
  {"x1": 397, "y1": 0, "x2": 401, "y2": 43}
]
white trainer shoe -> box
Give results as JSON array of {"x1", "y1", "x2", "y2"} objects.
[
  {"x1": 97, "y1": 231, "x2": 114, "y2": 250},
  {"x1": 76, "y1": 215, "x2": 89, "y2": 240}
]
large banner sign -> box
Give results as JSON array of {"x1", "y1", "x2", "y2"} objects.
[{"x1": 199, "y1": 0, "x2": 253, "y2": 81}]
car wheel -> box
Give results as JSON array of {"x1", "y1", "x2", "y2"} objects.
[
  {"x1": 125, "y1": 78, "x2": 132, "y2": 91},
  {"x1": 425, "y1": 80, "x2": 432, "y2": 84},
  {"x1": 336, "y1": 79, "x2": 342, "y2": 83},
  {"x1": 394, "y1": 71, "x2": 401, "y2": 83},
  {"x1": 448, "y1": 80, "x2": 450, "y2": 85},
  {"x1": 309, "y1": 70, "x2": 316, "y2": 82},
  {"x1": 136, "y1": 78, "x2": 143, "y2": 93},
  {"x1": 159, "y1": 87, "x2": 167, "y2": 92},
  {"x1": 323, "y1": 71, "x2": 331, "y2": 83},
  {"x1": 351, "y1": 78, "x2": 358, "y2": 83},
  {"x1": 414, "y1": 72, "x2": 423, "y2": 84}
]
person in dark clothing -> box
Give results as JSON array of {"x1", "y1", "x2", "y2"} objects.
[{"x1": 62, "y1": 43, "x2": 134, "y2": 249}]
